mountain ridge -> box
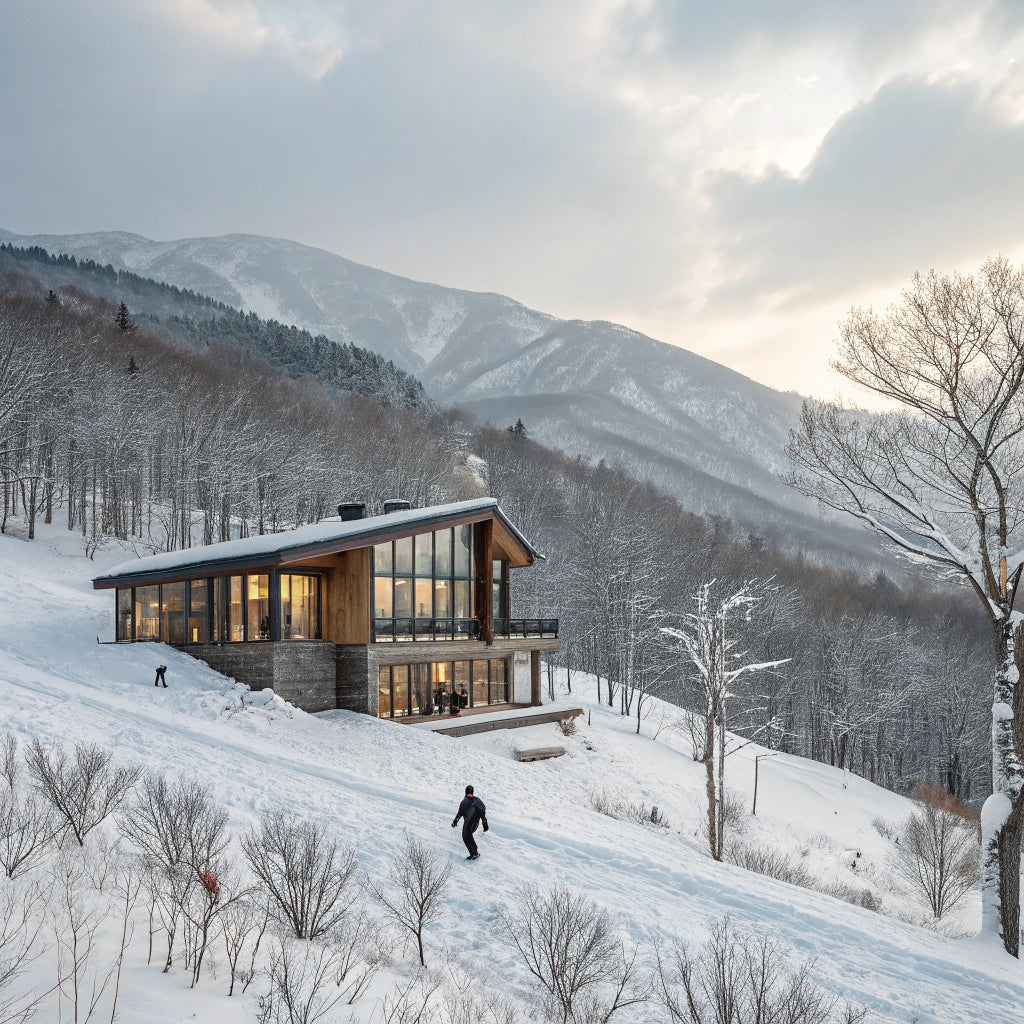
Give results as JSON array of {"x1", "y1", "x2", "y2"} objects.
[{"x1": 0, "y1": 227, "x2": 869, "y2": 556}]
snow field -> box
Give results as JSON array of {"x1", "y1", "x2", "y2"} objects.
[{"x1": 0, "y1": 520, "x2": 1022, "y2": 1022}]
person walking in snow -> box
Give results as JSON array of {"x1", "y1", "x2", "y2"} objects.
[
  {"x1": 155, "y1": 665, "x2": 167, "y2": 688},
  {"x1": 451, "y1": 784, "x2": 488, "y2": 859}
]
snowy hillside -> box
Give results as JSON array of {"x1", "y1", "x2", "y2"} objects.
[
  {"x1": 0, "y1": 228, "x2": 873, "y2": 551},
  {"x1": 0, "y1": 521, "x2": 1021, "y2": 1022}
]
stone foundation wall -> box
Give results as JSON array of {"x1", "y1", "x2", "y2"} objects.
[
  {"x1": 186, "y1": 641, "x2": 338, "y2": 714},
  {"x1": 336, "y1": 645, "x2": 375, "y2": 715}
]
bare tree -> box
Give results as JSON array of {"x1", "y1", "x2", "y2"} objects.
[
  {"x1": 366, "y1": 834, "x2": 451, "y2": 968},
  {"x1": 257, "y1": 938, "x2": 344, "y2": 1024},
  {"x1": 26, "y1": 739, "x2": 141, "y2": 847},
  {"x1": 787, "y1": 256, "x2": 1024, "y2": 954},
  {"x1": 0, "y1": 881, "x2": 51, "y2": 1024},
  {"x1": 656, "y1": 917, "x2": 866, "y2": 1024},
  {"x1": 50, "y1": 847, "x2": 118, "y2": 1024},
  {"x1": 0, "y1": 734, "x2": 57, "y2": 878},
  {"x1": 500, "y1": 884, "x2": 645, "y2": 1024},
  {"x1": 221, "y1": 893, "x2": 271, "y2": 996},
  {"x1": 118, "y1": 773, "x2": 229, "y2": 874},
  {"x1": 662, "y1": 581, "x2": 789, "y2": 861},
  {"x1": 241, "y1": 811, "x2": 357, "y2": 940},
  {"x1": 895, "y1": 786, "x2": 980, "y2": 919}
]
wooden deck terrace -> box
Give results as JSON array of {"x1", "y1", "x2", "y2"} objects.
[{"x1": 406, "y1": 702, "x2": 583, "y2": 737}]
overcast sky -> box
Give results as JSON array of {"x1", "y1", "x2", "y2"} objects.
[{"x1": 3, "y1": 0, "x2": 1024, "y2": 399}]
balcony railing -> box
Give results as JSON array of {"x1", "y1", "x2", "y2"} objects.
[
  {"x1": 373, "y1": 618, "x2": 481, "y2": 643},
  {"x1": 371, "y1": 617, "x2": 559, "y2": 642},
  {"x1": 494, "y1": 617, "x2": 559, "y2": 639}
]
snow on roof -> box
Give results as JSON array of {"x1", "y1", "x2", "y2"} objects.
[{"x1": 93, "y1": 497, "x2": 542, "y2": 586}]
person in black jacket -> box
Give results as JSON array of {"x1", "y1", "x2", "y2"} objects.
[{"x1": 451, "y1": 784, "x2": 488, "y2": 859}]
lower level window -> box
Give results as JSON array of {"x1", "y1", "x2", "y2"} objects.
[{"x1": 377, "y1": 657, "x2": 511, "y2": 718}]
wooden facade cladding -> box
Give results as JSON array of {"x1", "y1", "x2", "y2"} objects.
[{"x1": 475, "y1": 519, "x2": 494, "y2": 644}]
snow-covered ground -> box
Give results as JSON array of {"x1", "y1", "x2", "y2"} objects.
[{"x1": 1, "y1": 520, "x2": 1022, "y2": 1023}]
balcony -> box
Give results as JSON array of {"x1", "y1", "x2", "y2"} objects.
[
  {"x1": 371, "y1": 616, "x2": 559, "y2": 642},
  {"x1": 494, "y1": 617, "x2": 559, "y2": 639},
  {"x1": 373, "y1": 617, "x2": 481, "y2": 643}
]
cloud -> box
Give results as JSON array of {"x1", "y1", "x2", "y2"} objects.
[
  {"x1": 144, "y1": 0, "x2": 347, "y2": 78},
  {"x1": 612, "y1": 0, "x2": 987, "y2": 70},
  {"x1": 703, "y1": 72, "x2": 1024, "y2": 310}
]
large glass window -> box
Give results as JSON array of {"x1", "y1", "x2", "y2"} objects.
[
  {"x1": 392, "y1": 665, "x2": 410, "y2": 717},
  {"x1": 490, "y1": 658, "x2": 508, "y2": 704},
  {"x1": 492, "y1": 559, "x2": 507, "y2": 619},
  {"x1": 373, "y1": 526, "x2": 477, "y2": 641},
  {"x1": 374, "y1": 576, "x2": 392, "y2": 619},
  {"x1": 395, "y1": 536, "x2": 413, "y2": 575},
  {"x1": 471, "y1": 660, "x2": 488, "y2": 707},
  {"x1": 135, "y1": 585, "x2": 159, "y2": 640},
  {"x1": 414, "y1": 533, "x2": 433, "y2": 576},
  {"x1": 377, "y1": 658, "x2": 511, "y2": 717},
  {"x1": 435, "y1": 528, "x2": 452, "y2": 576},
  {"x1": 229, "y1": 576, "x2": 244, "y2": 642},
  {"x1": 117, "y1": 588, "x2": 132, "y2": 642},
  {"x1": 281, "y1": 574, "x2": 319, "y2": 639},
  {"x1": 411, "y1": 663, "x2": 430, "y2": 716},
  {"x1": 189, "y1": 580, "x2": 209, "y2": 643},
  {"x1": 161, "y1": 583, "x2": 185, "y2": 646},
  {"x1": 378, "y1": 667, "x2": 392, "y2": 718},
  {"x1": 454, "y1": 525, "x2": 472, "y2": 577},
  {"x1": 247, "y1": 574, "x2": 270, "y2": 640}
]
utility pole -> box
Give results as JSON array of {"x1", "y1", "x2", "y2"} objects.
[{"x1": 752, "y1": 752, "x2": 780, "y2": 816}]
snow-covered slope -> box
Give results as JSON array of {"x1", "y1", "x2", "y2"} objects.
[
  {"x1": 0, "y1": 228, "x2": 866, "y2": 550},
  {"x1": 0, "y1": 520, "x2": 1020, "y2": 1022}
]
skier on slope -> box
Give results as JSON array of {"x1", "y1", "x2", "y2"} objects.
[{"x1": 451, "y1": 784, "x2": 488, "y2": 860}]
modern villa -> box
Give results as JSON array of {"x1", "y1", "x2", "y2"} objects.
[{"x1": 92, "y1": 498, "x2": 559, "y2": 719}]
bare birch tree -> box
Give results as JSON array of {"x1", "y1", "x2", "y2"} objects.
[
  {"x1": 662, "y1": 581, "x2": 788, "y2": 861},
  {"x1": 786, "y1": 256, "x2": 1024, "y2": 954}
]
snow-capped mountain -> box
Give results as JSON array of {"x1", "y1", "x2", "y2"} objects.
[{"x1": 0, "y1": 228, "x2": 854, "y2": 551}]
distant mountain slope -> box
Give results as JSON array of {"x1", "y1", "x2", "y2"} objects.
[
  {"x1": 0, "y1": 242, "x2": 428, "y2": 408},
  {"x1": 0, "y1": 228, "x2": 867, "y2": 553}
]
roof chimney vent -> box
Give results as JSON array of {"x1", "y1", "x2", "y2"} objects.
[
  {"x1": 338, "y1": 502, "x2": 366, "y2": 521},
  {"x1": 383, "y1": 498, "x2": 412, "y2": 515}
]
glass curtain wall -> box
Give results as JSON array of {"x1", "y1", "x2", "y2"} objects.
[
  {"x1": 247, "y1": 575, "x2": 270, "y2": 640},
  {"x1": 373, "y1": 525, "x2": 475, "y2": 641},
  {"x1": 377, "y1": 657, "x2": 510, "y2": 717},
  {"x1": 119, "y1": 571, "x2": 318, "y2": 644},
  {"x1": 161, "y1": 583, "x2": 185, "y2": 646},
  {"x1": 117, "y1": 589, "x2": 133, "y2": 641},
  {"x1": 189, "y1": 580, "x2": 209, "y2": 643},
  {"x1": 280, "y1": 574, "x2": 319, "y2": 639},
  {"x1": 135, "y1": 586, "x2": 159, "y2": 640}
]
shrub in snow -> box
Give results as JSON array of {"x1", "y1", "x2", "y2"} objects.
[
  {"x1": 894, "y1": 786, "x2": 980, "y2": 919},
  {"x1": 500, "y1": 883, "x2": 644, "y2": 1024},
  {"x1": 656, "y1": 916, "x2": 867, "y2": 1024},
  {"x1": 366, "y1": 834, "x2": 451, "y2": 968},
  {"x1": 870, "y1": 817, "x2": 899, "y2": 843},
  {"x1": 725, "y1": 842, "x2": 814, "y2": 888},
  {"x1": 242, "y1": 811, "x2": 357, "y2": 941},
  {"x1": 589, "y1": 790, "x2": 669, "y2": 829},
  {"x1": 25, "y1": 738, "x2": 142, "y2": 847}
]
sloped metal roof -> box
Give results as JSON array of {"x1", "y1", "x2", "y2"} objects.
[{"x1": 92, "y1": 497, "x2": 543, "y2": 589}]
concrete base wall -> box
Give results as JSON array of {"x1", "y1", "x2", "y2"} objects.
[{"x1": 186, "y1": 641, "x2": 338, "y2": 713}]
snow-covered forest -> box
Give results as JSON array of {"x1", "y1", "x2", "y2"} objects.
[{"x1": 0, "y1": 254, "x2": 992, "y2": 802}]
